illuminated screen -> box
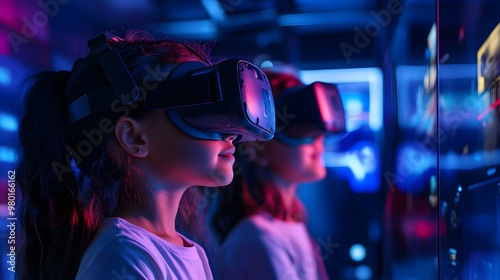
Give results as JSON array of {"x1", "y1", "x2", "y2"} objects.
[
  {"x1": 396, "y1": 64, "x2": 479, "y2": 133},
  {"x1": 300, "y1": 67, "x2": 383, "y2": 132},
  {"x1": 394, "y1": 64, "x2": 482, "y2": 192}
]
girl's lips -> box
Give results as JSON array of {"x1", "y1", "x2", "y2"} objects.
[
  {"x1": 219, "y1": 147, "x2": 236, "y2": 157},
  {"x1": 219, "y1": 154, "x2": 235, "y2": 160},
  {"x1": 311, "y1": 153, "x2": 323, "y2": 160},
  {"x1": 219, "y1": 147, "x2": 236, "y2": 160}
]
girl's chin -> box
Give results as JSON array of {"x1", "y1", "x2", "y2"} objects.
[
  {"x1": 202, "y1": 172, "x2": 234, "y2": 187},
  {"x1": 301, "y1": 169, "x2": 327, "y2": 182}
]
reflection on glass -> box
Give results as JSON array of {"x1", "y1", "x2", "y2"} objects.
[{"x1": 438, "y1": 1, "x2": 500, "y2": 279}]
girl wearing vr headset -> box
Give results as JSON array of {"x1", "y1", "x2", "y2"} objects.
[
  {"x1": 211, "y1": 71, "x2": 344, "y2": 280},
  {"x1": 16, "y1": 30, "x2": 273, "y2": 279}
]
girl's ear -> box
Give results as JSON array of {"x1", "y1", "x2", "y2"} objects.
[{"x1": 114, "y1": 117, "x2": 149, "y2": 158}]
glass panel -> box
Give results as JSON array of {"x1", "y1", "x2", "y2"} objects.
[{"x1": 438, "y1": 0, "x2": 500, "y2": 279}]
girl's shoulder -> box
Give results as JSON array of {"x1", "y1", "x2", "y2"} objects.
[
  {"x1": 76, "y1": 217, "x2": 213, "y2": 280},
  {"x1": 75, "y1": 217, "x2": 163, "y2": 279},
  {"x1": 221, "y1": 212, "x2": 306, "y2": 247},
  {"x1": 248, "y1": 212, "x2": 307, "y2": 234},
  {"x1": 87, "y1": 217, "x2": 206, "y2": 256}
]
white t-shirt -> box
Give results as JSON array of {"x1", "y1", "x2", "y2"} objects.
[
  {"x1": 76, "y1": 217, "x2": 213, "y2": 280},
  {"x1": 214, "y1": 212, "x2": 320, "y2": 280}
]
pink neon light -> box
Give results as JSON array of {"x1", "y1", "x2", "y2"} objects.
[{"x1": 477, "y1": 98, "x2": 500, "y2": 121}]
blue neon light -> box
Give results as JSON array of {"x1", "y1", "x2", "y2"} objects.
[
  {"x1": 0, "y1": 146, "x2": 17, "y2": 162},
  {"x1": 0, "y1": 113, "x2": 18, "y2": 131},
  {"x1": 0, "y1": 66, "x2": 12, "y2": 86},
  {"x1": 323, "y1": 140, "x2": 380, "y2": 192},
  {"x1": 349, "y1": 244, "x2": 366, "y2": 262},
  {"x1": 487, "y1": 167, "x2": 497, "y2": 176}
]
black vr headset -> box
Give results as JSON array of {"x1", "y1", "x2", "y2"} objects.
[
  {"x1": 67, "y1": 32, "x2": 275, "y2": 142},
  {"x1": 274, "y1": 82, "x2": 346, "y2": 146}
]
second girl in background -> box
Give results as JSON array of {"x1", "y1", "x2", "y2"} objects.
[{"x1": 211, "y1": 71, "x2": 346, "y2": 280}]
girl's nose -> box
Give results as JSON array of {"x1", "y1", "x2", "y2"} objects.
[
  {"x1": 222, "y1": 134, "x2": 238, "y2": 142},
  {"x1": 313, "y1": 134, "x2": 326, "y2": 150}
]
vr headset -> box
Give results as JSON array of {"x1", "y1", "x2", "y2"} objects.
[
  {"x1": 67, "y1": 32, "x2": 275, "y2": 142},
  {"x1": 274, "y1": 82, "x2": 346, "y2": 146}
]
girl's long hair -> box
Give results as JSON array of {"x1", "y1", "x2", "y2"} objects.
[
  {"x1": 211, "y1": 71, "x2": 307, "y2": 242},
  {"x1": 16, "y1": 30, "x2": 212, "y2": 280}
]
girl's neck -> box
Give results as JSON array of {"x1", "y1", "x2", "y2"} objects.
[
  {"x1": 268, "y1": 173, "x2": 299, "y2": 221},
  {"x1": 113, "y1": 185, "x2": 189, "y2": 247}
]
